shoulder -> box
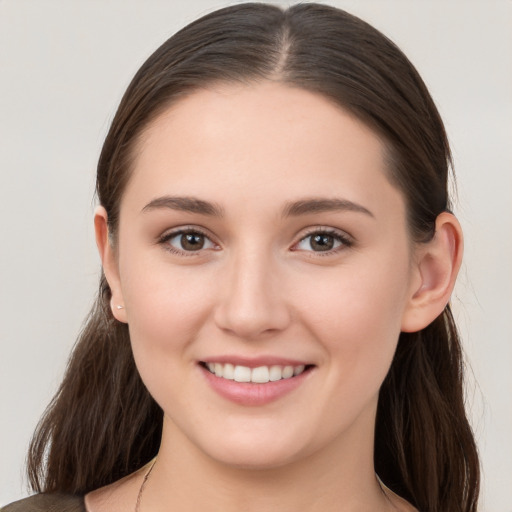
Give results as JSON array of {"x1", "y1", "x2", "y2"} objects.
[{"x1": 1, "y1": 494, "x2": 85, "y2": 512}]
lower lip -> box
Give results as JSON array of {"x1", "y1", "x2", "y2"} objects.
[{"x1": 200, "y1": 365, "x2": 312, "y2": 406}]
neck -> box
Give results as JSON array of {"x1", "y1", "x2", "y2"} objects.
[{"x1": 143, "y1": 409, "x2": 392, "y2": 512}]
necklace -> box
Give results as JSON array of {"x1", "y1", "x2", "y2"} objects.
[
  {"x1": 376, "y1": 474, "x2": 401, "y2": 511},
  {"x1": 133, "y1": 463, "x2": 396, "y2": 512},
  {"x1": 135, "y1": 458, "x2": 157, "y2": 512}
]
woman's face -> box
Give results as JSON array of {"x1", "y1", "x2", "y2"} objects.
[{"x1": 110, "y1": 82, "x2": 421, "y2": 468}]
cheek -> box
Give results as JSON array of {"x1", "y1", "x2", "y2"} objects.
[
  {"x1": 119, "y1": 250, "x2": 216, "y2": 358},
  {"x1": 297, "y1": 250, "x2": 411, "y2": 377},
  {"x1": 118, "y1": 257, "x2": 219, "y2": 417}
]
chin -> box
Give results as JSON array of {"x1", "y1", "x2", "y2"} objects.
[
  {"x1": 208, "y1": 445, "x2": 300, "y2": 470},
  {"x1": 197, "y1": 425, "x2": 316, "y2": 470}
]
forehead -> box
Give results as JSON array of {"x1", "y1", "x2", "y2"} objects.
[{"x1": 123, "y1": 82, "x2": 404, "y2": 219}]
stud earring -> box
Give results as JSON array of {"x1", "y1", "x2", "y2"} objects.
[{"x1": 116, "y1": 305, "x2": 125, "y2": 310}]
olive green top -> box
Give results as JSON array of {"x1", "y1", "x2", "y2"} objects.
[{"x1": 1, "y1": 494, "x2": 85, "y2": 512}]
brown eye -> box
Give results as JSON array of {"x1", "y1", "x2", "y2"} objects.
[
  {"x1": 181, "y1": 232, "x2": 205, "y2": 250},
  {"x1": 294, "y1": 230, "x2": 351, "y2": 253},
  {"x1": 165, "y1": 230, "x2": 216, "y2": 253},
  {"x1": 310, "y1": 234, "x2": 335, "y2": 251}
]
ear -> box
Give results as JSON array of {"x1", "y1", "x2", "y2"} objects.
[
  {"x1": 401, "y1": 212, "x2": 463, "y2": 333},
  {"x1": 94, "y1": 206, "x2": 127, "y2": 323}
]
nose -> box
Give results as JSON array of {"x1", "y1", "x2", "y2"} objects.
[{"x1": 213, "y1": 248, "x2": 291, "y2": 340}]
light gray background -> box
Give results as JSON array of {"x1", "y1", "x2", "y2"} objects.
[{"x1": 1, "y1": 1, "x2": 510, "y2": 510}]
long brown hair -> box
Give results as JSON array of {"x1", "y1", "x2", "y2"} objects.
[{"x1": 28, "y1": 4, "x2": 479, "y2": 510}]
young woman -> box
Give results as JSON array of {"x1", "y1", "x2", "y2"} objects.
[{"x1": 3, "y1": 3, "x2": 479, "y2": 512}]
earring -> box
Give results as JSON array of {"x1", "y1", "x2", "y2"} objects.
[{"x1": 116, "y1": 305, "x2": 125, "y2": 310}]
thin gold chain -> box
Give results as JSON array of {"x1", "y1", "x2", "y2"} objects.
[
  {"x1": 133, "y1": 464, "x2": 396, "y2": 511},
  {"x1": 135, "y1": 458, "x2": 157, "y2": 512}
]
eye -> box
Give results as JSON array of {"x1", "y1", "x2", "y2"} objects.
[
  {"x1": 160, "y1": 229, "x2": 217, "y2": 254},
  {"x1": 294, "y1": 229, "x2": 352, "y2": 253}
]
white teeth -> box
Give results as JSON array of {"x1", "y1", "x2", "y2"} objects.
[
  {"x1": 251, "y1": 366, "x2": 270, "y2": 383},
  {"x1": 223, "y1": 363, "x2": 235, "y2": 380},
  {"x1": 214, "y1": 363, "x2": 223, "y2": 378},
  {"x1": 234, "y1": 365, "x2": 251, "y2": 382},
  {"x1": 269, "y1": 365, "x2": 283, "y2": 381},
  {"x1": 282, "y1": 366, "x2": 294, "y2": 379},
  {"x1": 205, "y1": 362, "x2": 307, "y2": 383},
  {"x1": 293, "y1": 364, "x2": 305, "y2": 376}
]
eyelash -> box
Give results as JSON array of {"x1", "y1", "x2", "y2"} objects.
[
  {"x1": 293, "y1": 228, "x2": 353, "y2": 256},
  {"x1": 158, "y1": 227, "x2": 217, "y2": 257},
  {"x1": 157, "y1": 227, "x2": 353, "y2": 257}
]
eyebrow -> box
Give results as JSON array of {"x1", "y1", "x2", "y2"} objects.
[
  {"x1": 142, "y1": 196, "x2": 224, "y2": 217},
  {"x1": 283, "y1": 198, "x2": 374, "y2": 218},
  {"x1": 141, "y1": 195, "x2": 374, "y2": 219}
]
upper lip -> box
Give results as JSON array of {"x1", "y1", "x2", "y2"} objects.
[{"x1": 200, "y1": 355, "x2": 313, "y2": 368}]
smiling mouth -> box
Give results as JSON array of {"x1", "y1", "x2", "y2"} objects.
[{"x1": 200, "y1": 362, "x2": 313, "y2": 384}]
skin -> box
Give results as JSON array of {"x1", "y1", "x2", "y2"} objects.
[{"x1": 87, "y1": 82, "x2": 462, "y2": 512}]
